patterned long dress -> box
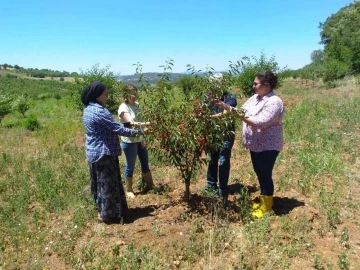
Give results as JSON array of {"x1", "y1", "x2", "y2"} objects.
[{"x1": 89, "y1": 155, "x2": 128, "y2": 223}]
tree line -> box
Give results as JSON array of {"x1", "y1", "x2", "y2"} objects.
[
  {"x1": 287, "y1": 1, "x2": 360, "y2": 82},
  {"x1": 0, "y1": 63, "x2": 78, "y2": 78}
]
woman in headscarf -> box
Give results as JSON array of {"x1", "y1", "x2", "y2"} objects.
[{"x1": 82, "y1": 81, "x2": 143, "y2": 224}]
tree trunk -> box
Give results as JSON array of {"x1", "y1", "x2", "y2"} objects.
[{"x1": 184, "y1": 177, "x2": 191, "y2": 201}]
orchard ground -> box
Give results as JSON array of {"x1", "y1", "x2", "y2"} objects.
[{"x1": 0, "y1": 77, "x2": 360, "y2": 269}]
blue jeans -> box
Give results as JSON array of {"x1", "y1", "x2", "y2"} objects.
[
  {"x1": 121, "y1": 142, "x2": 150, "y2": 178},
  {"x1": 206, "y1": 138, "x2": 234, "y2": 196},
  {"x1": 250, "y1": 150, "x2": 279, "y2": 196}
]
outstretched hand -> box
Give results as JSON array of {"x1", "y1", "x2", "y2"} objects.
[
  {"x1": 213, "y1": 99, "x2": 226, "y2": 108},
  {"x1": 141, "y1": 127, "x2": 155, "y2": 135},
  {"x1": 133, "y1": 122, "x2": 151, "y2": 128}
]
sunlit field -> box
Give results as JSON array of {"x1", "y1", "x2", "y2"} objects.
[{"x1": 0, "y1": 76, "x2": 360, "y2": 269}]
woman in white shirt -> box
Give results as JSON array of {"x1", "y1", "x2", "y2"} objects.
[{"x1": 118, "y1": 84, "x2": 153, "y2": 198}]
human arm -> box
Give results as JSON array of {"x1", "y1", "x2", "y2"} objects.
[
  {"x1": 212, "y1": 92, "x2": 237, "y2": 119},
  {"x1": 248, "y1": 97, "x2": 283, "y2": 128},
  {"x1": 240, "y1": 97, "x2": 283, "y2": 128},
  {"x1": 214, "y1": 99, "x2": 243, "y2": 118},
  {"x1": 132, "y1": 121, "x2": 151, "y2": 128},
  {"x1": 118, "y1": 103, "x2": 151, "y2": 128},
  {"x1": 102, "y1": 109, "x2": 143, "y2": 136},
  {"x1": 210, "y1": 110, "x2": 229, "y2": 119}
]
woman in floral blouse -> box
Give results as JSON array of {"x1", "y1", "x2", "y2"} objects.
[{"x1": 215, "y1": 71, "x2": 284, "y2": 219}]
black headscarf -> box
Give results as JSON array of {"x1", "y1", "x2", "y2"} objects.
[{"x1": 81, "y1": 81, "x2": 107, "y2": 106}]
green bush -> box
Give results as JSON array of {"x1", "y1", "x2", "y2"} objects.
[
  {"x1": 176, "y1": 75, "x2": 210, "y2": 98},
  {"x1": 54, "y1": 93, "x2": 62, "y2": 100},
  {"x1": 5, "y1": 74, "x2": 18, "y2": 79},
  {"x1": 156, "y1": 79, "x2": 173, "y2": 90},
  {"x1": 322, "y1": 59, "x2": 351, "y2": 82},
  {"x1": 72, "y1": 64, "x2": 124, "y2": 114},
  {"x1": 12, "y1": 95, "x2": 30, "y2": 118},
  {"x1": 235, "y1": 52, "x2": 285, "y2": 97},
  {"x1": 325, "y1": 81, "x2": 337, "y2": 89},
  {"x1": 300, "y1": 62, "x2": 324, "y2": 81},
  {"x1": 0, "y1": 92, "x2": 13, "y2": 125},
  {"x1": 0, "y1": 77, "x2": 71, "y2": 98},
  {"x1": 24, "y1": 114, "x2": 39, "y2": 131},
  {"x1": 36, "y1": 93, "x2": 51, "y2": 100},
  {"x1": 355, "y1": 74, "x2": 360, "y2": 86}
]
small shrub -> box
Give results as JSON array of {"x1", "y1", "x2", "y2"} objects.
[
  {"x1": 337, "y1": 251, "x2": 350, "y2": 270},
  {"x1": 5, "y1": 74, "x2": 18, "y2": 79},
  {"x1": 355, "y1": 74, "x2": 360, "y2": 86},
  {"x1": 325, "y1": 81, "x2": 337, "y2": 88},
  {"x1": 36, "y1": 93, "x2": 51, "y2": 100},
  {"x1": 24, "y1": 114, "x2": 39, "y2": 131},
  {"x1": 322, "y1": 59, "x2": 350, "y2": 82},
  {"x1": 60, "y1": 77, "x2": 65, "y2": 81},
  {"x1": 312, "y1": 254, "x2": 325, "y2": 270},
  {"x1": 238, "y1": 186, "x2": 251, "y2": 223},
  {"x1": 54, "y1": 93, "x2": 62, "y2": 100},
  {"x1": 12, "y1": 95, "x2": 30, "y2": 117},
  {"x1": 0, "y1": 92, "x2": 13, "y2": 125}
]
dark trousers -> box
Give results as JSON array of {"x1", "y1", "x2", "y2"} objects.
[
  {"x1": 206, "y1": 138, "x2": 234, "y2": 196},
  {"x1": 250, "y1": 150, "x2": 280, "y2": 196}
]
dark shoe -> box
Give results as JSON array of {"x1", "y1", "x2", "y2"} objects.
[
  {"x1": 222, "y1": 193, "x2": 229, "y2": 207},
  {"x1": 218, "y1": 190, "x2": 229, "y2": 207},
  {"x1": 142, "y1": 171, "x2": 154, "y2": 193},
  {"x1": 98, "y1": 214, "x2": 123, "y2": 225}
]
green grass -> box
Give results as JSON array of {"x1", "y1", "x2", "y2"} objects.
[
  {"x1": 0, "y1": 77, "x2": 360, "y2": 269},
  {"x1": 0, "y1": 76, "x2": 72, "y2": 99}
]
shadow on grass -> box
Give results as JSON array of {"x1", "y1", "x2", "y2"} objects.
[
  {"x1": 126, "y1": 205, "x2": 157, "y2": 223},
  {"x1": 273, "y1": 197, "x2": 305, "y2": 216},
  {"x1": 228, "y1": 183, "x2": 305, "y2": 216},
  {"x1": 228, "y1": 183, "x2": 258, "y2": 195}
]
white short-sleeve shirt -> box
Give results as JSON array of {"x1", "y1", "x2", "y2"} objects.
[{"x1": 118, "y1": 102, "x2": 143, "y2": 143}]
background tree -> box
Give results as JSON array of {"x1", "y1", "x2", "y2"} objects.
[
  {"x1": 311, "y1": 50, "x2": 325, "y2": 63},
  {"x1": 319, "y1": 1, "x2": 360, "y2": 74},
  {"x1": 235, "y1": 52, "x2": 286, "y2": 97},
  {"x1": 12, "y1": 95, "x2": 30, "y2": 118},
  {"x1": 72, "y1": 64, "x2": 124, "y2": 113},
  {"x1": 0, "y1": 92, "x2": 13, "y2": 125}
]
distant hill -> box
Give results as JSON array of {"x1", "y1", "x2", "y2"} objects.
[
  {"x1": 117, "y1": 71, "x2": 224, "y2": 85},
  {"x1": 1, "y1": 63, "x2": 221, "y2": 84},
  {"x1": 117, "y1": 72, "x2": 187, "y2": 85},
  {"x1": 0, "y1": 64, "x2": 77, "y2": 78}
]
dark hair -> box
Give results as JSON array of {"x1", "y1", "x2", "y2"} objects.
[
  {"x1": 81, "y1": 81, "x2": 107, "y2": 106},
  {"x1": 256, "y1": 71, "x2": 278, "y2": 90},
  {"x1": 122, "y1": 84, "x2": 138, "y2": 103}
]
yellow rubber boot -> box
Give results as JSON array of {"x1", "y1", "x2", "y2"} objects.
[
  {"x1": 251, "y1": 195, "x2": 273, "y2": 219},
  {"x1": 125, "y1": 177, "x2": 136, "y2": 199},
  {"x1": 252, "y1": 197, "x2": 261, "y2": 210}
]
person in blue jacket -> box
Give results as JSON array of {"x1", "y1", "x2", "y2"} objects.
[
  {"x1": 205, "y1": 73, "x2": 237, "y2": 204},
  {"x1": 81, "y1": 81, "x2": 143, "y2": 224}
]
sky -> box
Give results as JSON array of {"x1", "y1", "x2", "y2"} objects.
[{"x1": 1, "y1": 0, "x2": 354, "y2": 75}]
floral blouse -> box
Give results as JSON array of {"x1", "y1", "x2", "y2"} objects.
[{"x1": 241, "y1": 91, "x2": 284, "y2": 152}]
